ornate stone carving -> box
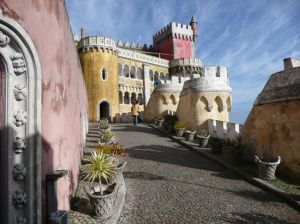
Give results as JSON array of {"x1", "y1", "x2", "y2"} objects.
[
  {"x1": 13, "y1": 137, "x2": 26, "y2": 154},
  {"x1": 10, "y1": 53, "x2": 27, "y2": 75},
  {"x1": 16, "y1": 217, "x2": 27, "y2": 224},
  {"x1": 0, "y1": 31, "x2": 10, "y2": 47},
  {"x1": 13, "y1": 110, "x2": 27, "y2": 127},
  {"x1": 13, "y1": 191, "x2": 26, "y2": 208},
  {"x1": 14, "y1": 84, "x2": 27, "y2": 101},
  {"x1": 13, "y1": 164, "x2": 26, "y2": 181}
]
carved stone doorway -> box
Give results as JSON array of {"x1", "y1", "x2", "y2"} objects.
[{"x1": 0, "y1": 15, "x2": 42, "y2": 224}]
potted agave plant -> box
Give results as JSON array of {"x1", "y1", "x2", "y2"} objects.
[
  {"x1": 100, "y1": 129, "x2": 116, "y2": 145},
  {"x1": 97, "y1": 143, "x2": 127, "y2": 185},
  {"x1": 174, "y1": 121, "x2": 185, "y2": 137},
  {"x1": 197, "y1": 129, "x2": 210, "y2": 148},
  {"x1": 98, "y1": 118, "x2": 109, "y2": 131},
  {"x1": 83, "y1": 151, "x2": 117, "y2": 219}
]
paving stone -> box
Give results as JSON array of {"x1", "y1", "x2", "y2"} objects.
[{"x1": 112, "y1": 124, "x2": 300, "y2": 224}]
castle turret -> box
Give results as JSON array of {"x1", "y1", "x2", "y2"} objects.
[
  {"x1": 153, "y1": 19, "x2": 197, "y2": 60},
  {"x1": 190, "y1": 15, "x2": 198, "y2": 41}
]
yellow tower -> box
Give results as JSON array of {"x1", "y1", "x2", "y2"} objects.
[{"x1": 78, "y1": 36, "x2": 119, "y2": 122}]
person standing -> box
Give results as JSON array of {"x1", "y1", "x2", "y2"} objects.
[{"x1": 131, "y1": 100, "x2": 140, "y2": 125}]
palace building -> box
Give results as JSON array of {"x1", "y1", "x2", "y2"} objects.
[{"x1": 77, "y1": 16, "x2": 232, "y2": 131}]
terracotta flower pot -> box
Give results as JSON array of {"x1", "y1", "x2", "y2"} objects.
[{"x1": 185, "y1": 131, "x2": 196, "y2": 141}]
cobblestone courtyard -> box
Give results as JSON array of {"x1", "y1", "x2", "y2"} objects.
[{"x1": 112, "y1": 124, "x2": 299, "y2": 224}]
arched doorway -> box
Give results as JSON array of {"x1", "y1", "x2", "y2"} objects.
[{"x1": 99, "y1": 101, "x2": 110, "y2": 120}]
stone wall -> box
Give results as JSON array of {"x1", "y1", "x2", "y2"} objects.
[
  {"x1": 241, "y1": 58, "x2": 300, "y2": 177},
  {"x1": 208, "y1": 119, "x2": 242, "y2": 140},
  {"x1": 0, "y1": 1, "x2": 89, "y2": 222}
]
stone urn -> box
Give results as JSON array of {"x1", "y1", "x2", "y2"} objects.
[
  {"x1": 175, "y1": 128, "x2": 185, "y2": 137},
  {"x1": 157, "y1": 119, "x2": 164, "y2": 127},
  {"x1": 198, "y1": 135, "x2": 210, "y2": 148},
  {"x1": 254, "y1": 155, "x2": 281, "y2": 180},
  {"x1": 185, "y1": 130, "x2": 196, "y2": 141},
  {"x1": 222, "y1": 146, "x2": 243, "y2": 165},
  {"x1": 85, "y1": 183, "x2": 117, "y2": 219}
]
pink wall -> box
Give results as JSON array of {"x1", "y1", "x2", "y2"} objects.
[
  {"x1": 174, "y1": 39, "x2": 193, "y2": 59},
  {"x1": 0, "y1": 67, "x2": 3, "y2": 130},
  {"x1": 156, "y1": 39, "x2": 174, "y2": 60},
  {"x1": 0, "y1": 0, "x2": 88, "y2": 217}
]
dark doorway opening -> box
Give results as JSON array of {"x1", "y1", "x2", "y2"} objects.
[{"x1": 100, "y1": 101, "x2": 110, "y2": 120}]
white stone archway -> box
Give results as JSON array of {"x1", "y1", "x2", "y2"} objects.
[{"x1": 0, "y1": 15, "x2": 42, "y2": 224}]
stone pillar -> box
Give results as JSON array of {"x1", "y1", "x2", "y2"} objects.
[{"x1": 143, "y1": 64, "x2": 151, "y2": 106}]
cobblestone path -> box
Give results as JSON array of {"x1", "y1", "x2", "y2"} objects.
[{"x1": 113, "y1": 124, "x2": 300, "y2": 224}]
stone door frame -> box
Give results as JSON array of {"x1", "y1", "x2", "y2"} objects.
[{"x1": 0, "y1": 14, "x2": 42, "y2": 224}]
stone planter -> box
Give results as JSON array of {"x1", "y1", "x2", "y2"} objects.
[
  {"x1": 101, "y1": 136, "x2": 117, "y2": 145},
  {"x1": 222, "y1": 146, "x2": 243, "y2": 165},
  {"x1": 85, "y1": 183, "x2": 117, "y2": 219},
  {"x1": 175, "y1": 128, "x2": 185, "y2": 137},
  {"x1": 185, "y1": 131, "x2": 196, "y2": 141},
  {"x1": 110, "y1": 160, "x2": 127, "y2": 185},
  {"x1": 209, "y1": 138, "x2": 223, "y2": 154},
  {"x1": 254, "y1": 155, "x2": 281, "y2": 180},
  {"x1": 157, "y1": 119, "x2": 164, "y2": 127},
  {"x1": 198, "y1": 135, "x2": 210, "y2": 148}
]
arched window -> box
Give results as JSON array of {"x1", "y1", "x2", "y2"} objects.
[
  {"x1": 138, "y1": 93, "x2": 143, "y2": 105},
  {"x1": 200, "y1": 96, "x2": 210, "y2": 112},
  {"x1": 136, "y1": 67, "x2": 143, "y2": 79},
  {"x1": 101, "y1": 68, "x2": 108, "y2": 80},
  {"x1": 160, "y1": 95, "x2": 167, "y2": 104},
  {"x1": 226, "y1": 97, "x2": 231, "y2": 111},
  {"x1": 118, "y1": 63, "x2": 122, "y2": 77},
  {"x1": 149, "y1": 70, "x2": 154, "y2": 81},
  {"x1": 170, "y1": 95, "x2": 176, "y2": 105},
  {"x1": 119, "y1": 91, "x2": 123, "y2": 104},
  {"x1": 214, "y1": 96, "x2": 223, "y2": 112},
  {"x1": 124, "y1": 92, "x2": 130, "y2": 104},
  {"x1": 123, "y1": 64, "x2": 129, "y2": 77},
  {"x1": 130, "y1": 66, "x2": 136, "y2": 79},
  {"x1": 131, "y1": 92, "x2": 137, "y2": 103},
  {"x1": 160, "y1": 72, "x2": 165, "y2": 83}
]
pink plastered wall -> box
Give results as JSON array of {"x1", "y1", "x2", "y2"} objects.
[
  {"x1": 156, "y1": 40, "x2": 173, "y2": 60},
  {"x1": 174, "y1": 39, "x2": 193, "y2": 59},
  {"x1": 0, "y1": 0, "x2": 88, "y2": 217}
]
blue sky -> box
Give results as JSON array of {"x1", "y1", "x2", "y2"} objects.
[{"x1": 66, "y1": 0, "x2": 300, "y2": 124}]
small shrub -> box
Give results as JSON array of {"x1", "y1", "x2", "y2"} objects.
[
  {"x1": 175, "y1": 121, "x2": 185, "y2": 129},
  {"x1": 97, "y1": 143, "x2": 126, "y2": 157},
  {"x1": 102, "y1": 130, "x2": 115, "y2": 140},
  {"x1": 98, "y1": 118, "x2": 109, "y2": 129}
]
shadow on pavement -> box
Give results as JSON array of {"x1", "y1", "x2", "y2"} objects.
[{"x1": 219, "y1": 212, "x2": 295, "y2": 224}]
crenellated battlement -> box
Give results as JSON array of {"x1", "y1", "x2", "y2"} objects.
[
  {"x1": 153, "y1": 22, "x2": 194, "y2": 44},
  {"x1": 208, "y1": 119, "x2": 243, "y2": 140},
  {"x1": 117, "y1": 40, "x2": 154, "y2": 52},
  {"x1": 170, "y1": 58, "x2": 203, "y2": 67}
]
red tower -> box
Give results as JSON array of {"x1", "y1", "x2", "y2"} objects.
[{"x1": 153, "y1": 16, "x2": 198, "y2": 60}]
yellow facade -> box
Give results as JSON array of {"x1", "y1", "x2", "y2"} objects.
[
  {"x1": 79, "y1": 49, "x2": 119, "y2": 122},
  {"x1": 241, "y1": 100, "x2": 300, "y2": 177},
  {"x1": 176, "y1": 92, "x2": 231, "y2": 130}
]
